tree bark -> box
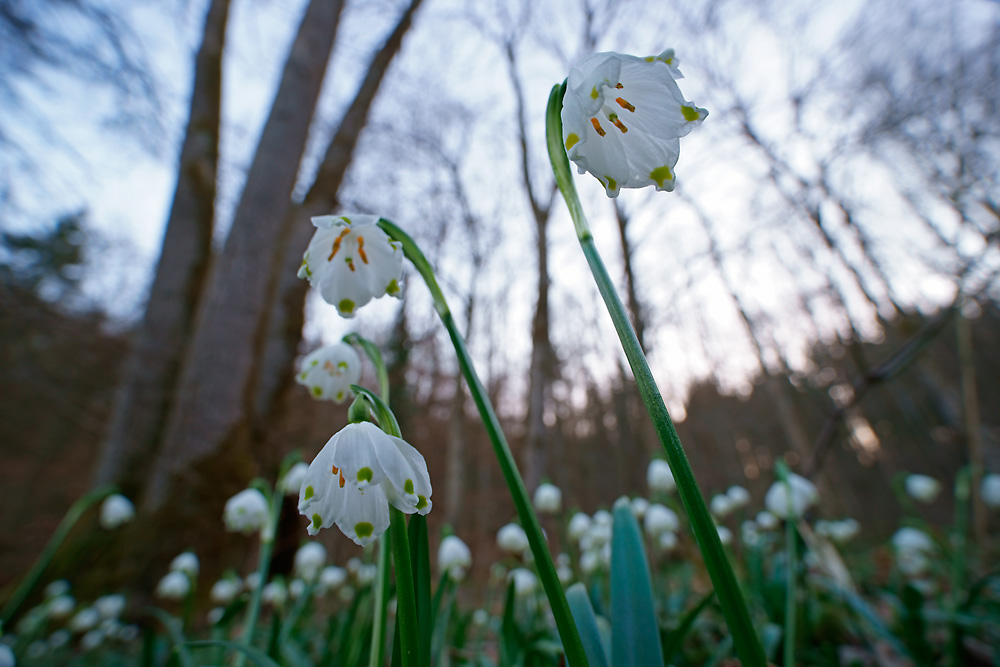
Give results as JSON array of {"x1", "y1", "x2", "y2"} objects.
[
  {"x1": 147, "y1": 0, "x2": 345, "y2": 506},
  {"x1": 91, "y1": 0, "x2": 229, "y2": 495}
]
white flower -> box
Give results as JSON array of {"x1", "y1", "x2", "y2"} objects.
[
  {"x1": 299, "y1": 422, "x2": 432, "y2": 546},
  {"x1": 438, "y1": 535, "x2": 472, "y2": 580},
  {"x1": 472, "y1": 609, "x2": 489, "y2": 626},
  {"x1": 289, "y1": 579, "x2": 306, "y2": 599},
  {"x1": 68, "y1": 607, "x2": 99, "y2": 632},
  {"x1": 44, "y1": 580, "x2": 70, "y2": 599},
  {"x1": 508, "y1": 568, "x2": 538, "y2": 598},
  {"x1": 905, "y1": 474, "x2": 941, "y2": 503},
  {"x1": 561, "y1": 50, "x2": 707, "y2": 197},
  {"x1": 579, "y1": 550, "x2": 600, "y2": 574},
  {"x1": 262, "y1": 581, "x2": 287, "y2": 607},
  {"x1": 658, "y1": 531, "x2": 678, "y2": 552},
  {"x1": 580, "y1": 523, "x2": 612, "y2": 551},
  {"x1": 741, "y1": 520, "x2": 760, "y2": 546},
  {"x1": 983, "y1": 473, "x2": 1000, "y2": 508},
  {"x1": 567, "y1": 512, "x2": 591, "y2": 542},
  {"x1": 207, "y1": 607, "x2": 225, "y2": 625},
  {"x1": 726, "y1": 486, "x2": 751, "y2": 509},
  {"x1": 99, "y1": 494, "x2": 135, "y2": 530},
  {"x1": 47, "y1": 594, "x2": 75, "y2": 619},
  {"x1": 644, "y1": 503, "x2": 679, "y2": 537},
  {"x1": 94, "y1": 594, "x2": 125, "y2": 620},
  {"x1": 244, "y1": 572, "x2": 261, "y2": 591},
  {"x1": 893, "y1": 528, "x2": 935, "y2": 577},
  {"x1": 716, "y1": 525, "x2": 733, "y2": 546},
  {"x1": 156, "y1": 572, "x2": 190, "y2": 600},
  {"x1": 294, "y1": 542, "x2": 327, "y2": 581},
  {"x1": 592, "y1": 509, "x2": 613, "y2": 526},
  {"x1": 298, "y1": 214, "x2": 403, "y2": 318},
  {"x1": 630, "y1": 497, "x2": 650, "y2": 519},
  {"x1": 756, "y1": 511, "x2": 779, "y2": 530},
  {"x1": 710, "y1": 494, "x2": 735, "y2": 518},
  {"x1": 533, "y1": 483, "x2": 562, "y2": 514},
  {"x1": 169, "y1": 552, "x2": 200, "y2": 577},
  {"x1": 279, "y1": 462, "x2": 310, "y2": 496},
  {"x1": 0, "y1": 645, "x2": 15, "y2": 667},
  {"x1": 210, "y1": 578, "x2": 242, "y2": 604},
  {"x1": 647, "y1": 459, "x2": 676, "y2": 493},
  {"x1": 356, "y1": 564, "x2": 378, "y2": 586},
  {"x1": 224, "y1": 489, "x2": 270, "y2": 536},
  {"x1": 557, "y1": 565, "x2": 574, "y2": 584},
  {"x1": 764, "y1": 473, "x2": 819, "y2": 519},
  {"x1": 80, "y1": 629, "x2": 105, "y2": 651},
  {"x1": 48, "y1": 630, "x2": 71, "y2": 650},
  {"x1": 320, "y1": 566, "x2": 348, "y2": 590},
  {"x1": 497, "y1": 523, "x2": 530, "y2": 555},
  {"x1": 829, "y1": 519, "x2": 860, "y2": 544},
  {"x1": 296, "y1": 343, "x2": 363, "y2": 402}
]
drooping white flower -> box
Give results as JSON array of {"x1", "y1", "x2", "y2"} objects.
[
  {"x1": 658, "y1": 531, "x2": 678, "y2": 552},
  {"x1": 764, "y1": 473, "x2": 819, "y2": 519},
  {"x1": 630, "y1": 497, "x2": 650, "y2": 519},
  {"x1": 533, "y1": 483, "x2": 562, "y2": 514},
  {"x1": 905, "y1": 474, "x2": 941, "y2": 503},
  {"x1": 294, "y1": 542, "x2": 327, "y2": 581},
  {"x1": 261, "y1": 580, "x2": 287, "y2": 607},
  {"x1": 756, "y1": 511, "x2": 779, "y2": 530},
  {"x1": 983, "y1": 473, "x2": 1000, "y2": 508},
  {"x1": 99, "y1": 494, "x2": 135, "y2": 530},
  {"x1": 156, "y1": 572, "x2": 190, "y2": 600},
  {"x1": 716, "y1": 525, "x2": 733, "y2": 546},
  {"x1": 289, "y1": 579, "x2": 306, "y2": 599},
  {"x1": 508, "y1": 568, "x2": 538, "y2": 598},
  {"x1": 496, "y1": 523, "x2": 530, "y2": 556},
  {"x1": 68, "y1": 607, "x2": 100, "y2": 633},
  {"x1": 298, "y1": 422, "x2": 432, "y2": 547},
  {"x1": 223, "y1": 489, "x2": 270, "y2": 536},
  {"x1": 207, "y1": 607, "x2": 225, "y2": 625},
  {"x1": 592, "y1": 509, "x2": 613, "y2": 527},
  {"x1": 567, "y1": 512, "x2": 592, "y2": 542},
  {"x1": 279, "y1": 462, "x2": 310, "y2": 496},
  {"x1": 726, "y1": 486, "x2": 751, "y2": 510},
  {"x1": 647, "y1": 459, "x2": 676, "y2": 494},
  {"x1": 80, "y1": 628, "x2": 105, "y2": 651},
  {"x1": 741, "y1": 520, "x2": 760, "y2": 547},
  {"x1": 710, "y1": 494, "x2": 735, "y2": 518},
  {"x1": 296, "y1": 343, "x2": 363, "y2": 402},
  {"x1": 298, "y1": 214, "x2": 403, "y2": 318},
  {"x1": 94, "y1": 594, "x2": 125, "y2": 620},
  {"x1": 579, "y1": 550, "x2": 600, "y2": 574},
  {"x1": 44, "y1": 580, "x2": 70, "y2": 599},
  {"x1": 643, "y1": 503, "x2": 679, "y2": 537},
  {"x1": 438, "y1": 535, "x2": 472, "y2": 580},
  {"x1": 561, "y1": 50, "x2": 707, "y2": 197},
  {"x1": 893, "y1": 527, "x2": 935, "y2": 577},
  {"x1": 210, "y1": 578, "x2": 242, "y2": 604},
  {"x1": 47, "y1": 595, "x2": 74, "y2": 619},
  {"x1": 244, "y1": 572, "x2": 261, "y2": 591},
  {"x1": 829, "y1": 518, "x2": 860, "y2": 544},
  {"x1": 356, "y1": 564, "x2": 378, "y2": 586},
  {"x1": 169, "y1": 552, "x2": 200, "y2": 578},
  {"x1": 320, "y1": 566, "x2": 348, "y2": 590}
]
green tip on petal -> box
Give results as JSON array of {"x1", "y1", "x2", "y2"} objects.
[
  {"x1": 304, "y1": 485, "x2": 314, "y2": 501},
  {"x1": 565, "y1": 133, "x2": 580, "y2": 150},
  {"x1": 338, "y1": 298, "x2": 356, "y2": 314},
  {"x1": 650, "y1": 166, "x2": 674, "y2": 188},
  {"x1": 605, "y1": 176, "x2": 618, "y2": 192},
  {"x1": 357, "y1": 467, "x2": 373, "y2": 483},
  {"x1": 416, "y1": 495, "x2": 428, "y2": 511},
  {"x1": 311, "y1": 513, "x2": 322, "y2": 530},
  {"x1": 312, "y1": 386, "x2": 323, "y2": 397},
  {"x1": 404, "y1": 479, "x2": 415, "y2": 494},
  {"x1": 386, "y1": 279, "x2": 400, "y2": 296},
  {"x1": 355, "y1": 522, "x2": 374, "y2": 539},
  {"x1": 591, "y1": 86, "x2": 599, "y2": 99},
  {"x1": 681, "y1": 105, "x2": 701, "y2": 121}
]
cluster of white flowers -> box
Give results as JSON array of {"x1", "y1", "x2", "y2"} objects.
[{"x1": 156, "y1": 551, "x2": 199, "y2": 601}]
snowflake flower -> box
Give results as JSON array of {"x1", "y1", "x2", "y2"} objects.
[{"x1": 296, "y1": 343, "x2": 363, "y2": 402}]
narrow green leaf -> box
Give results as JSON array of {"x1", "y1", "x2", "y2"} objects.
[
  {"x1": 146, "y1": 608, "x2": 194, "y2": 667},
  {"x1": 408, "y1": 514, "x2": 432, "y2": 667},
  {"x1": 661, "y1": 591, "x2": 715, "y2": 663},
  {"x1": 566, "y1": 584, "x2": 610, "y2": 667},
  {"x1": 500, "y1": 580, "x2": 522, "y2": 667},
  {"x1": 610, "y1": 503, "x2": 664, "y2": 667}
]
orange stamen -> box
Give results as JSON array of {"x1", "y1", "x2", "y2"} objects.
[
  {"x1": 346, "y1": 258, "x2": 355, "y2": 272},
  {"x1": 339, "y1": 471, "x2": 345, "y2": 488},
  {"x1": 357, "y1": 236, "x2": 368, "y2": 264},
  {"x1": 611, "y1": 117, "x2": 628, "y2": 133},
  {"x1": 328, "y1": 229, "x2": 351, "y2": 261},
  {"x1": 616, "y1": 97, "x2": 635, "y2": 112},
  {"x1": 591, "y1": 117, "x2": 606, "y2": 137},
  {"x1": 615, "y1": 83, "x2": 624, "y2": 89}
]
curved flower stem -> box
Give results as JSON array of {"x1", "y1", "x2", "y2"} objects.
[
  {"x1": 545, "y1": 82, "x2": 766, "y2": 667},
  {"x1": 343, "y1": 332, "x2": 390, "y2": 403},
  {"x1": 236, "y1": 483, "x2": 281, "y2": 667},
  {"x1": 376, "y1": 219, "x2": 589, "y2": 667},
  {"x1": 1, "y1": 484, "x2": 117, "y2": 626}
]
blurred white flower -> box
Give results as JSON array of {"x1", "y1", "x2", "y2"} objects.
[
  {"x1": 741, "y1": 520, "x2": 760, "y2": 547},
  {"x1": 296, "y1": 343, "x2": 363, "y2": 402},
  {"x1": 567, "y1": 512, "x2": 592, "y2": 542},
  {"x1": 262, "y1": 580, "x2": 287, "y2": 607},
  {"x1": 830, "y1": 518, "x2": 860, "y2": 544},
  {"x1": 581, "y1": 522, "x2": 612, "y2": 550},
  {"x1": 905, "y1": 474, "x2": 941, "y2": 504},
  {"x1": 47, "y1": 594, "x2": 75, "y2": 619},
  {"x1": 533, "y1": 483, "x2": 562, "y2": 514},
  {"x1": 647, "y1": 459, "x2": 676, "y2": 494},
  {"x1": 299, "y1": 422, "x2": 432, "y2": 546},
  {"x1": 557, "y1": 565, "x2": 574, "y2": 584},
  {"x1": 94, "y1": 594, "x2": 125, "y2": 620},
  {"x1": 630, "y1": 497, "x2": 650, "y2": 519},
  {"x1": 710, "y1": 494, "x2": 735, "y2": 518},
  {"x1": 207, "y1": 607, "x2": 225, "y2": 625},
  {"x1": 561, "y1": 50, "x2": 706, "y2": 197},
  {"x1": 294, "y1": 542, "x2": 327, "y2": 581},
  {"x1": 643, "y1": 503, "x2": 679, "y2": 537},
  {"x1": 756, "y1": 511, "x2": 779, "y2": 531},
  {"x1": 658, "y1": 531, "x2": 678, "y2": 552},
  {"x1": 726, "y1": 485, "x2": 751, "y2": 510},
  {"x1": 298, "y1": 214, "x2": 403, "y2": 318},
  {"x1": 320, "y1": 566, "x2": 348, "y2": 590},
  {"x1": 245, "y1": 572, "x2": 262, "y2": 591},
  {"x1": 893, "y1": 527, "x2": 935, "y2": 577},
  {"x1": 0, "y1": 645, "x2": 16, "y2": 667},
  {"x1": 156, "y1": 572, "x2": 190, "y2": 600},
  {"x1": 356, "y1": 564, "x2": 378, "y2": 586},
  {"x1": 438, "y1": 535, "x2": 472, "y2": 580},
  {"x1": 279, "y1": 462, "x2": 310, "y2": 496},
  {"x1": 981, "y1": 473, "x2": 1000, "y2": 508},
  {"x1": 210, "y1": 578, "x2": 242, "y2": 604},
  {"x1": 289, "y1": 579, "x2": 306, "y2": 599},
  {"x1": 508, "y1": 568, "x2": 538, "y2": 597},
  {"x1": 579, "y1": 550, "x2": 600, "y2": 574},
  {"x1": 44, "y1": 580, "x2": 70, "y2": 599},
  {"x1": 497, "y1": 523, "x2": 530, "y2": 556},
  {"x1": 716, "y1": 526, "x2": 733, "y2": 546},
  {"x1": 169, "y1": 552, "x2": 200, "y2": 578},
  {"x1": 80, "y1": 628, "x2": 104, "y2": 651},
  {"x1": 472, "y1": 609, "x2": 489, "y2": 626},
  {"x1": 68, "y1": 607, "x2": 99, "y2": 632},
  {"x1": 99, "y1": 494, "x2": 135, "y2": 530},
  {"x1": 764, "y1": 473, "x2": 819, "y2": 519},
  {"x1": 224, "y1": 489, "x2": 271, "y2": 537},
  {"x1": 592, "y1": 509, "x2": 613, "y2": 526}
]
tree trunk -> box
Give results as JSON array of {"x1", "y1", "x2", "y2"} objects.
[
  {"x1": 147, "y1": 0, "x2": 345, "y2": 506},
  {"x1": 91, "y1": 0, "x2": 229, "y2": 495}
]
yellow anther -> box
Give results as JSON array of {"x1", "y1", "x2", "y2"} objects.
[
  {"x1": 328, "y1": 228, "x2": 351, "y2": 261},
  {"x1": 357, "y1": 236, "x2": 368, "y2": 264},
  {"x1": 591, "y1": 117, "x2": 606, "y2": 137},
  {"x1": 611, "y1": 117, "x2": 628, "y2": 133},
  {"x1": 616, "y1": 97, "x2": 635, "y2": 112},
  {"x1": 346, "y1": 257, "x2": 355, "y2": 272}
]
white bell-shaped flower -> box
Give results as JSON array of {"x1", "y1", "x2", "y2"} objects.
[
  {"x1": 298, "y1": 214, "x2": 403, "y2": 318},
  {"x1": 94, "y1": 594, "x2": 125, "y2": 620},
  {"x1": 533, "y1": 483, "x2": 562, "y2": 514},
  {"x1": 320, "y1": 566, "x2": 348, "y2": 591},
  {"x1": 904, "y1": 474, "x2": 941, "y2": 504},
  {"x1": 261, "y1": 580, "x2": 287, "y2": 607},
  {"x1": 223, "y1": 489, "x2": 270, "y2": 536},
  {"x1": 710, "y1": 494, "x2": 735, "y2": 518},
  {"x1": 47, "y1": 594, "x2": 75, "y2": 619},
  {"x1": 644, "y1": 503, "x2": 679, "y2": 537},
  {"x1": 438, "y1": 535, "x2": 472, "y2": 580},
  {"x1": 296, "y1": 343, "x2": 363, "y2": 402},
  {"x1": 496, "y1": 523, "x2": 530, "y2": 556},
  {"x1": 210, "y1": 577, "x2": 242, "y2": 604},
  {"x1": 983, "y1": 473, "x2": 1000, "y2": 508},
  {"x1": 892, "y1": 527, "x2": 935, "y2": 577},
  {"x1": 561, "y1": 50, "x2": 707, "y2": 197},
  {"x1": 726, "y1": 485, "x2": 751, "y2": 509},
  {"x1": 567, "y1": 512, "x2": 592, "y2": 542},
  {"x1": 630, "y1": 497, "x2": 650, "y2": 519},
  {"x1": 508, "y1": 568, "x2": 538, "y2": 598},
  {"x1": 294, "y1": 542, "x2": 327, "y2": 581},
  {"x1": 155, "y1": 571, "x2": 190, "y2": 600},
  {"x1": 764, "y1": 473, "x2": 819, "y2": 519},
  {"x1": 298, "y1": 422, "x2": 432, "y2": 547},
  {"x1": 756, "y1": 511, "x2": 779, "y2": 530},
  {"x1": 279, "y1": 462, "x2": 310, "y2": 496},
  {"x1": 68, "y1": 607, "x2": 99, "y2": 633},
  {"x1": 100, "y1": 494, "x2": 135, "y2": 530},
  {"x1": 45, "y1": 580, "x2": 70, "y2": 599},
  {"x1": 716, "y1": 525, "x2": 733, "y2": 546},
  {"x1": 647, "y1": 459, "x2": 676, "y2": 493}
]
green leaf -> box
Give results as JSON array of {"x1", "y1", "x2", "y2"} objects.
[
  {"x1": 610, "y1": 503, "x2": 664, "y2": 667},
  {"x1": 661, "y1": 591, "x2": 715, "y2": 663},
  {"x1": 186, "y1": 640, "x2": 281, "y2": 667},
  {"x1": 500, "y1": 580, "x2": 523, "y2": 666},
  {"x1": 147, "y1": 607, "x2": 194, "y2": 667},
  {"x1": 408, "y1": 514, "x2": 432, "y2": 667},
  {"x1": 566, "y1": 584, "x2": 610, "y2": 667}
]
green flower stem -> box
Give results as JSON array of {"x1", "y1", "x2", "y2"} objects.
[
  {"x1": 235, "y1": 485, "x2": 281, "y2": 667},
  {"x1": 376, "y1": 219, "x2": 589, "y2": 667},
  {"x1": 776, "y1": 463, "x2": 797, "y2": 667},
  {"x1": 343, "y1": 332, "x2": 390, "y2": 403},
  {"x1": 1, "y1": 484, "x2": 117, "y2": 626},
  {"x1": 368, "y1": 523, "x2": 392, "y2": 667},
  {"x1": 545, "y1": 82, "x2": 766, "y2": 667}
]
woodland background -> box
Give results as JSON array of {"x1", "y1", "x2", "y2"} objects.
[{"x1": 1, "y1": 0, "x2": 998, "y2": 604}]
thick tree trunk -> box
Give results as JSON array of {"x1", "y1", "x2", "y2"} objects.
[
  {"x1": 147, "y1": 0, "x2": 345, "y2": 506},
  {"x1": 91, "y1": 0, "x2": 229, "y2": 495}
]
